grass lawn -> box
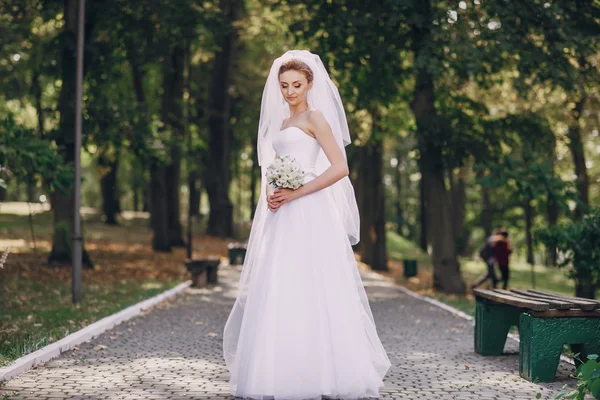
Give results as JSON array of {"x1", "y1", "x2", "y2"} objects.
[
  {"x1": 0, "y1": 202, "x2": 231, "y2": 367},
  {"x1": 382, "y1": 231, "x2": 594, "y2": 317}
]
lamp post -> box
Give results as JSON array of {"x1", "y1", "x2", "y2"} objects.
[{"x1": 72, "y1": 0, "x2": 85, "y2": 304}]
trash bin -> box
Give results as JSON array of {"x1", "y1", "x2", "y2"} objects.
[{"x1": 403, "y1": 259, "x2": 417, "y2": 278}]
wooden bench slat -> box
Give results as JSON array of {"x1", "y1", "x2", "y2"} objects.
[
  {"x1": 519, "y1": 289, "x2": 598, "y2": 311},
  {"x1": 530, "y1": 309, "x2": 600, "y2": 318},
  {"x1": 473, "y1": 289, "x2": 550, "y2": 311},
  {"x1": 492, "y1": 289, "x2": 572, "y2": 310},
  {"x1": 528, "y1": 290, "x2": 600, "y2": 308},
  {"x1": 506, "y1": 289, "x2": 576, "y2": 310}
]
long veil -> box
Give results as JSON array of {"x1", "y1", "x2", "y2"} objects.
[{"x1": 223, "y1": 50, "x2": 371, "y2": 374}]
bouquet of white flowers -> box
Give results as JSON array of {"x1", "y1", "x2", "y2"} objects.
[{"x1": 266, "y1": 155, "x2": 305, "y2": 190}]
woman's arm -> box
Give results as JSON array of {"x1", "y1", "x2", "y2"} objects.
[
  {"x1": 266, "y1": 152, "x2": 278, "y2": 195},
  {"x1": 295, "y1": 110, "x2": 349, "y2": 197},
  {"x1": 269, "y1": 111, "x2": 348, "y2": 208},
  {"x1": 266, "y1": 153, "x2": 278, "y2": 211}
]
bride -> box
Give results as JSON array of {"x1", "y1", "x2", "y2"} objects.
[{"x1": 223, "y1": 50, "x2": 391, "y2": 400}]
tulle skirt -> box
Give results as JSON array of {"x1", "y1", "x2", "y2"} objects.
[{"x1": 223, "y1": 184, "x2": 391, "y2": 400}]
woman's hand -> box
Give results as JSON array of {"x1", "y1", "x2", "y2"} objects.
[{"x1": 267, "y1": 188, "x2": 301, "y2": 211}]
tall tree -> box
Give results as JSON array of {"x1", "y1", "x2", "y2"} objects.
[
  {"x1": 484, "y1": 0, "x2": 600, "y2": 219},
  {"x1": 204, "y1": 0, "x2": 244, "y2": 237},
  {"x1": 49, "y1": 0, "x2": 95, "y2": 266},
  {"x1": 409, "y1": 0, "x2": 470, "y2": 292},
  {"x1": 98, "y1": 150, "x2": 120, "y2": 225},
  {"x1": 161, "y1": 44, "x2": 187, "y2": 246},
  {"x1": 355, "y1": 109, "x2": 387, "y2": 270}
]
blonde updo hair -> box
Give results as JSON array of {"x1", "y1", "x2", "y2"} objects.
[{"x1": 278, "y1": 59, "x2": 314, "y2": 83}]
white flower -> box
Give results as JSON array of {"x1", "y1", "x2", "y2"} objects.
[{"x1": 266, "y1": 156, "x2": 306, "y2": 190}]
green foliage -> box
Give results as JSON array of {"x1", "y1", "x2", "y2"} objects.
[
  {"x1": 0, "y1": 0, "x2": 598, "y2": 272},
  {"x1": 555, "y1": 354, "x2": 600, "y2": 400},
  {"x1": 480, "y1": 157, "x2": 573, "y2": 210},
  {"x1": 477, "y1": 112, "x2": 575, "y2": 212},
  {"x1": 0, "y1": 115, "x2": 72, "y2": 194},
  {"x1": 287, "y1": 0, "x2": 409, "y2": 111},
  {"x1": 536, "y1": 211, "x2": 600, "y2": 295},
  {"x1": 483, "y1": 1, "x2": 600, "y2": 94}
]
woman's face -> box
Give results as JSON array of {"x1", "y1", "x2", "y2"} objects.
[{"x1": 279, "y1": 70, "x2": 312, "y2": 108}]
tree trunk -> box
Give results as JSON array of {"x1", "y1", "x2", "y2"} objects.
[
  {"x1": 355, "y1": 110, "x2": 388, "y2": 271},
  {"x1": 142, "y1": 182, "x2": 150, "y2": 213},
  {"x1": 98, "y1": 151, "x2": 120, "y2": 225},
  {"x1": 33, "y1": 70, "x2": 45, "y2": 138},
  {"x1": 31, "y1": 70, "x2": 44, "y2": 203},
  {"x1": 133, "y1": 185, "x2": 140, "y2": 212},
  {"x1": 48, "y1": 0, "x2": 92, "y2": 268},
  {"x1": 451, "y1": 168, "x2": 468, "y2": 256},
  {"x1": 149, "y1": 161, "x2": 171, "y2": 251},
  {"x1": 480, "y1": 183, "x2": 493, "y2": 237},
  {"x1": 26, "y1": 181, "x2": 35, "y2": 203},
  {"x1": 394, "y1": 151, "x2": 404, "y2": 236},
  {"x1": 546, "y1": 145, "x2": 559, "y2": 266},
  {"x1": 567, "y1": 97, "x2": 589, "y2": 220},
  {"x1": 575, "y1": 281, "x2": 597, "y2": 300},
  {"x1": 524, "y1": 197, "x2": 535, "y2": 266},
  {"x1": 545, "y1": 202, "x2": 558, "y2": 266},
  {"x1": 129, "y1": 50, "x2": 170, "y2": 251},
  {"x1": 421, "y1": 154, "x2": 464, "y2": 293},
  {"x1": 165, "y1": 151, "x2": 185, "y2": 246},
  {"x1": 204, "y1": 0, "x2": 242, "y2": 237},
  {"x1": 410, "y1": 2, "x2": 465, "y2": 293},
  {"x1": 188, "y1": 170, "x2": 201, "y2": 218},
  {"x1": 161, "y1": 45, "x2": 186, "y2": 247},
  {"x1": 418, "y1": 156, "x2": 428, "y2": 252}
]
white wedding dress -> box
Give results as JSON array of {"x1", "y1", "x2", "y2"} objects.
[{"x1": 223, "y1": 126, "x2": 391, "y2": 400}]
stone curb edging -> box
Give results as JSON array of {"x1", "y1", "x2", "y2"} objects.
[
  {"x1": 362, "y1": 268, "x2": 575, "y2": 366},
  {"x1": 0, "y1": 280, "x2": 192, "y2": 382}
]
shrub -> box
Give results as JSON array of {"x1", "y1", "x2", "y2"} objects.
[{"x1": 536, "y1": 211, "x2": 600, "y2": 299}]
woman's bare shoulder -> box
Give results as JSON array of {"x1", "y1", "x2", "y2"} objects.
[{"x1": 280, "y1": 116, "x2": 291, "y2": 129}]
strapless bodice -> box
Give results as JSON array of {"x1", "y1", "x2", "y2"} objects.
[{"x1": 272, "y1": 126, "x2": 321, "y2": 179}]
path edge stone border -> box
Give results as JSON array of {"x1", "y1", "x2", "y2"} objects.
[
  {"x1": 0, "y1": 280, "x2": 192, "y2": 382},
  {"x1": 362, "y1": 268, "x2": 575, "y2": 366}
]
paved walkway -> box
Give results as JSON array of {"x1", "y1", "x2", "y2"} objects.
[{"x1": 2, "y1": 265, "x2": 574, "y2": 399}]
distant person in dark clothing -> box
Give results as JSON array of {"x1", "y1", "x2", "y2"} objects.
[
  {"x1": 471, "y1": 229, "x2": 500, "y2": 290},
  {"x1": 494, "y1": 230, "x2": 512, "y2": 290}
]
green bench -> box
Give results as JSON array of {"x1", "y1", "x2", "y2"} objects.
[{"x1": 474, "y1": 288, "x2": 600, "y2": 382}]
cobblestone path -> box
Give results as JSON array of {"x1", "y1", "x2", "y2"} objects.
[{"x1": 1, "y1": 265, "x2": 574, "y2": 399}]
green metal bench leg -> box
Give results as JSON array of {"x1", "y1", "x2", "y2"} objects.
[
  {"x1": 519, "y1": 313, "x2": 563, "y2": 382},
  {"x1": 519, "y1": 313, "x2": 600, "y2": 382},
  {"x1": 475, "y1": 299, "x2": 522, "y2": 356}
]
